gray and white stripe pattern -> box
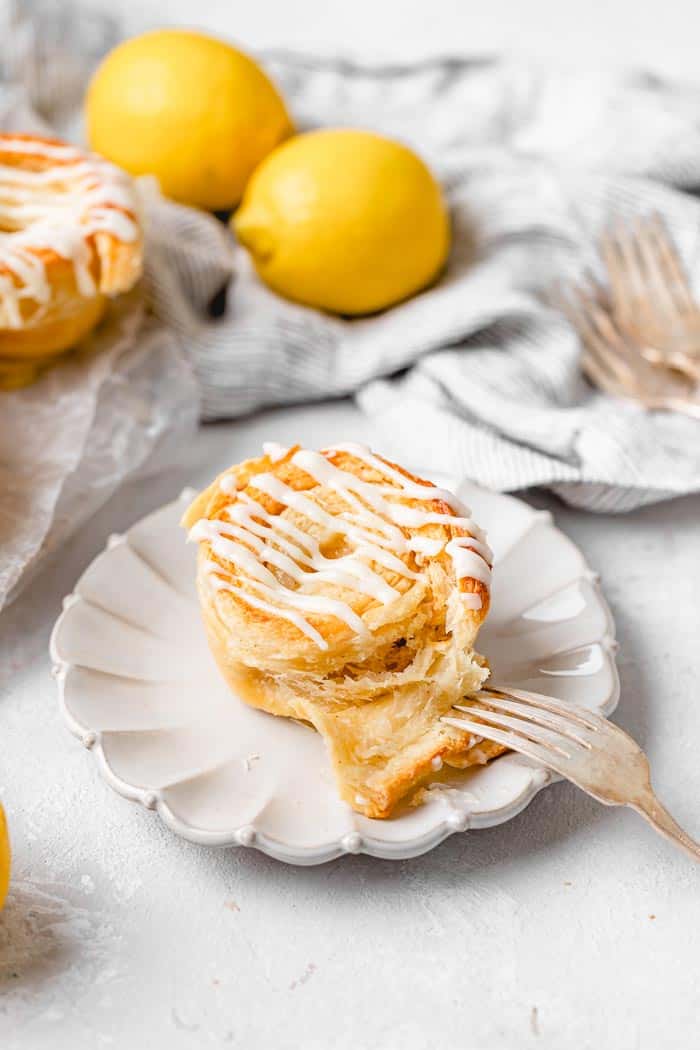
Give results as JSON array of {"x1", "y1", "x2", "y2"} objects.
[{"x1": 143, "y1": 54, "x2": 700, "y2": 512}]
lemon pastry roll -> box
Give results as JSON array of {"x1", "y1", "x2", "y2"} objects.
[
  {"x1": 0, "y1": 133, "x2": 143, "y2": 388},
  {"x1": 183, "y1": 443, "x2": 498, "y2": 819}
]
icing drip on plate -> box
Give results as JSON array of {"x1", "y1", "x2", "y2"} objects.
[{"x1": 190, "y1": 444, "x2": 492, "y2": 649}]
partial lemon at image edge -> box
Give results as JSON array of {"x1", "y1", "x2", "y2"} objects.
[
  {"x1": 0, "y1": 804, "x2": 10, "y2": 910},
  {"x1": 233, "y1": 128, "x2": 451, "y2": 315}
]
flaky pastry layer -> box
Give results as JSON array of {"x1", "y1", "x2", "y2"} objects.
[{"x1": 184, "y1": 444, "x2": 504, "y2": 818}]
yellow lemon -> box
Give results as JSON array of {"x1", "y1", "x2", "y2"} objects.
[
  {"x1": 233, "y1": 128, "x2": 450, "y2": 315},
  {"x1": 0, "y1": 804, "x2": 10, "y2": 910},
  {"x1": 86, "y1": 30, "x2": 293, "y2": 210}
]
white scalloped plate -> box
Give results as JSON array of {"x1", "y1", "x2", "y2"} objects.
[{"x1": 50, "y1": 478, "x2": 619, "y2": 865}]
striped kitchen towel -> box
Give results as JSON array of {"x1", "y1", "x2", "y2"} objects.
[{"x1": 146, "y1": 54, "x2": 700, "y2": 512}]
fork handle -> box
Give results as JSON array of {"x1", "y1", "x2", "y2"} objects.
[{"x1": 631, "y1": 791, "x2": 700, "y2": 863}]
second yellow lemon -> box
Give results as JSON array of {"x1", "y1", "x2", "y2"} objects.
[
  {"x1": 233, "y1": 129, "x2": 450, "y2": 315},
  {"x1": 86, "y1": 30, "x2": 292, "y2": 210},
  {"x1": 0, "y1": 804, "x2": 10, "y2": 910}
]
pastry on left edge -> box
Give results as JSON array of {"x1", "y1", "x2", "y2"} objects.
[
  {"x1": 0, "y1": 133, "x2": 143, "y2": 390},
  {"x1": 183, "y1": 442, "x2": 504, "y2": 819}
]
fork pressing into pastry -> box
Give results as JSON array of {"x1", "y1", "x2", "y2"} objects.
[{"x1": 443, "y1": 686, "x2": 700, "y2": 863}]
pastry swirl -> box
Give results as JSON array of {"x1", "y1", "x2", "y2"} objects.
[
  {"x1": 0, "y1": 133, "x2": 143, "y2": 389},
  {"x1": 183, "y1": 443, "x2": 498, "y2": 818}
]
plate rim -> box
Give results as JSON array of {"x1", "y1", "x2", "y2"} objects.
[{"x1": 50, "y1": 482, "x2": 620, "y2": 865}]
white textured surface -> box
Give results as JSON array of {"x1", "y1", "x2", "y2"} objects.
[
  {"x1": 1, "y1": 398, "x2": 699, "y2": 1049},
  {"x1": 86, "y1": 0, "x2": 700, "y2": 80},
  {"x1": 3, "y1": 2, "x2": 700, "y2": 1046}
]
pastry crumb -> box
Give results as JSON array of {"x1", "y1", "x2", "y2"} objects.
[{"x1": 289, "y1": 962, "x2": 317, "y2": 991}]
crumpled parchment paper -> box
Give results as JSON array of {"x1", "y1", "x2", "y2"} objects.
[{"x1": 0, "y1": 94, "x2": 201, "y2": 611}]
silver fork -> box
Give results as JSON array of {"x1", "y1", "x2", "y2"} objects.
[
  {"x1": 442, "y1": 686, "x2": 700, "y2": 863},
  {"x1": 600, "y1": 214, "x2": 700, "y2": 382},
  {"x1": 558, "y1": 281, "x2": 700, "y2": 419}
]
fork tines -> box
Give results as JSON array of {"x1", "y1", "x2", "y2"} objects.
[
  {"x1": 600, "y1": 213, "x2": 697, "y2": 325},
  {"x1": 555, "y1": 219, "x2": 700, "y2": 415},
  {"x1": 441, "y1": 686, "x2": 700, "y2": 862},
  {"x1": 442, "y1": 687, "x2": 599, "y2": 763}
]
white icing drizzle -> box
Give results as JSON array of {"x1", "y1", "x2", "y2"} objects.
[
  {"x1": 262, "y1": 441, "x2": 290, "y2": 463},
  {"x1": 409, "y1": 535, "x2": 445, "y2": 557},
  {"x1": 192, "y1": 445, "x2": 492, "y2": 648},
  {"x1": 330, "y1": 442, "x2": 474, "y2": 516},
  {"x1": 0, "y1": 136, "x2": 140, "y2": 328},
  {"x1": 445, "y1": 537, "x2": 493, "y2": 586},
  {"x1": 249, "y1": 471, "x2": 419, "y2": 579},
  {"x1": 0, "y1": 138, "x2": 85, "y2": 161},
  {"x1": 193, "y1": 511, "x2": 397, "y2": 607},
  {"x1": 206, "y1": 562, "x2": 329, "y2": 649}
]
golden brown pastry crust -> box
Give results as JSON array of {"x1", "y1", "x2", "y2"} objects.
[
  {"x1": 183, "y1": 444, "x2": 501, "y2": 818},
  {"x1": 0, "y1": 133, "x2": 143, "y2": 388}
]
